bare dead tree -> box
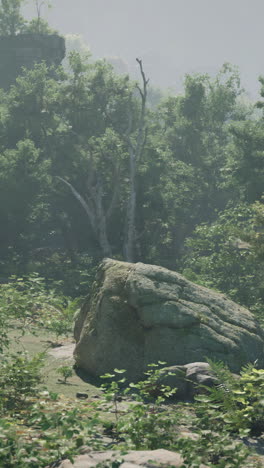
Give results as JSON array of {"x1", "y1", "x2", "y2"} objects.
[
  {"x1": 123, "y1": 58, "x2": 149, "y2": 262},
  {"x1": 56, "y1": 154, "x2": 120, "y2": 258}
]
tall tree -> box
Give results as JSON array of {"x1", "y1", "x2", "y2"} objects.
[
  {"x1": 140, "y1": 64, "x2": 249, "y2": 266},
  {"x1": 123, "y1": 58, "x2": 149, "y2": 262},
  {"x1": 56, "y1": 129, "x2": 126, "y2": 258},
  {"x1": 53, "y1": 54, "x2": 133, "y2": 258}
]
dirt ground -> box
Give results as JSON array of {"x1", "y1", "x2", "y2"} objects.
[{"x1": 8, "y1": 327, "x2": 103, "y2": 399}]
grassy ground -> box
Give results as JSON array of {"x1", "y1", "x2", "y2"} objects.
[{"x1": 8, "y1": 326, "x2": 103, "y2": 399}]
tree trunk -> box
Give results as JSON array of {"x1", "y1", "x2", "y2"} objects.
[
  {"x1": 56, "y1": 176, "x2": 112, "y2": 258},
  {"x1": 124, "y1": 149, "x2": 137, "y2": 262},
  {"x1": 92, "y1": 179, "x2": 112, "y2": 257},
  {"x1": 123, "y1": 58, "x2": 148, "y2": 263}
]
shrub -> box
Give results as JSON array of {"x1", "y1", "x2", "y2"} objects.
[
  {"x1": 0, "y1": 392, "x2": 102, "y2": 468},
  {"x1": 194, "y1": 360, "x2": 264, "y2": 437},
  {"x1": 0, "y1": 351, "x2": 45, "y2": 414},
  {"x1": 57, "y1": 365, "x2": 73, "y2": 383},
  {"x1": 101, "y1": 363, "x2": 178, "y2": 450},
  {"x1": 0, "y1": 274, "x2": 79, "y2": 350}
]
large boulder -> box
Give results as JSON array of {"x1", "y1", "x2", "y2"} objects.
[{"x1": 74, "y1": 259, "x2": 264, "y2": 381}]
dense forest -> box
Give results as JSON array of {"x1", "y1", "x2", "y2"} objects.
[{"x1": 0, "y1": 40, "x2": 263, "y2": 320}]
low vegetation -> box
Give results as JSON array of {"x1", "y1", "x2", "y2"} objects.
[{"x1": 0, "y1": 277, "x2": 264, "y2": 468}]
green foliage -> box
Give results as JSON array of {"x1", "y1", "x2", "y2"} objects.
[
  {"x1": 0, "y1": 0, "x2": 26, "y2": 35},
  {"x1": 95, "y1": 461, "x2": 124, "y2": 468},
  {"x1": 0, "y1": 391, "x2": 102, "y2": 468},
  {"x1": 136, "y1": 64, "x2": 250, "y2": 266},
  {"x1": 0, "y1": 353, "x2": 260, "y2": 467},
  {"x1": 182, "y1": 204, "x2": 264, "y2": 321},
  {"x1": 250, "y1": 198, "x2": 264, "y2": 260},
  {"x1": 100, "y1": 363, "x2": 255, "y2": 466},
  {"x1": 226, "y1": 120, "x2": 264, "y2": 203},
  {"x1": 0, "y1": 274, "x2": 51, "y2": 351},
  {"x1": 57, "y1": 365, "x2": 73, "y2": 383},
  {"x1": 0, "y1": 273, "x2": 77, "y2": 351},
  {"x1": 42, "y1": 296, "x2": 81, "y2": 340},
  {"x1": 195, "y1": 360, "x2": 264, "y2": 438},
  {"x1": 26, "y1": 17, "x2": 56, "y2": 34},
  {"x1": 0, "y1": 351, "x2": 44, "y2": 414},
  {"x1": 0, "y1": 50, "x2": 260, "y2": 305},
  {"x1": 46, "y1": 317, "x2": 70, "y2": 340},
  {"x1": 176, "y1": 430, "x2": 250, "y2": 468},
  {"x1": 0, "y1": 0, "x2": 55, "y2": 36},
  {"x1": 101, "y1": 363, "x2": 178, "y2": 450}
]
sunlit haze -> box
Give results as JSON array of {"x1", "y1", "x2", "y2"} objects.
[{"x1": 22, "y1": 0, "x2": 264, "y2": 98}]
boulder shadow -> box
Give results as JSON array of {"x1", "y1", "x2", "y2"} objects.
[{"x1": 74, "y1": 365, "x2": 102, "y2": 387}]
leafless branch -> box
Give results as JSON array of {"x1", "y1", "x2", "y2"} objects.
[{"x1": 56, "y1": 176, "x2": 96, "y2": 231}]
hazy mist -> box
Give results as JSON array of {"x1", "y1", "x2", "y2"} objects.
[{"x1": 22, "y1": 0, "x2": 264, "y2": 97}]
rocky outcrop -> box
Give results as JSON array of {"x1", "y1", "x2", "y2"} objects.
[
  {"x1": 74, "y1": 259, "x2": 264, "y2": 381},
  {"x1": 0, "y1": 34, "x2": 65, "y2": 89}
]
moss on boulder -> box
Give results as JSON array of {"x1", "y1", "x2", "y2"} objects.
[{"x1": 74, "y1": 259, "x2": 264, "y2": 380}]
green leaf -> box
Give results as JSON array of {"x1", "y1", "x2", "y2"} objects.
[
  {"x1": 114, "y1": 368, "x2": 126, "y2": 374},
  {"x1": 101, "y1": 373, "x2": 115, "y2": 379}
]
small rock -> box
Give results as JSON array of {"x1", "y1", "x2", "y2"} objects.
[{"x1": 76, "y1": 392, "x2": 88, "y2": 399}]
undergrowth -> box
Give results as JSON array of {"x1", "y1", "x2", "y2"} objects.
[
  {"x1": 0, "y1": 274, "x2": 81, "y2": 351},
  {"x1": 0, "y1": 277, "x2": 263, "y2": 467}
]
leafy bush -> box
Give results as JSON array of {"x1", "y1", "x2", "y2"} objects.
[
  {"x1": 0, "y1": 273, "x2": 79, "y2": 350},
  {"x1": 176, "y1": 429, "x2": 250, "y2": 468},
  {"x1": 195, "y1": 360, "x2": 264, "y2": 438},
  {"x1": 182, "y1": 204, "x2": 264, "y2": 322},
  {"x1": 44, "y1": 297, "x2": 81, "y2": 341},
  {"x1": 0, "y1": 351, "x2": 44, "y2": 414},
  {"x1": 99, "y1": 363, "x2": 254, "y2": 466},
  {"x1": 101, "y1": 363, "x2": 178, "y2": 450},
  {"x1": 57, "y1": 365, "x2": 73, "y2": 383},
  {"x1": 0, "y1": 392, "x2": 102, "y2": 468}
]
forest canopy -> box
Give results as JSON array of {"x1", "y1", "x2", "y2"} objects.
[{"x1": 0, "y1": 8, "x2": 263, "y2": 320}]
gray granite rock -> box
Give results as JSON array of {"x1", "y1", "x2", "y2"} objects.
[
  {"x1": 74, "y1": 259, "x2": 264, "y2": 381},
  {"x1": 156, "y1": 362, "x2": 217, "y2": 399}
]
